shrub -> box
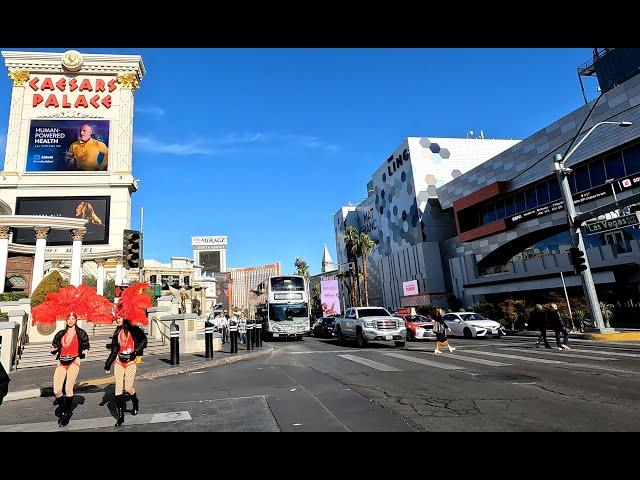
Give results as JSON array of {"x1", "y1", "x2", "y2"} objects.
[
  {"x1": 0, "y1": 292, "x2": 29, "y2": 302},
  {"x1": 0, "y1": 312, "x2": 8, "y2": 322},
  {"x1": 30, "y1": 271, "x2": 68, "y2": 308}
]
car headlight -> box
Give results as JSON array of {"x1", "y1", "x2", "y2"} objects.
[
  {"x1": 364, "y1": 320, "x2": 375, "y2": 328},
  {"x1": 397, "y1": 319, "x2": 405, "y2": 327}
]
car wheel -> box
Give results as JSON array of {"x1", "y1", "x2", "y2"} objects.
[
  {"x1": 394, "y1": 341, "x2": 406, "y2": 347},
  {"x1": 337, "y1": 327, "x2": 345, "y2": 346},
  {"x1": 356, "y1": 329, "x2": 366, "y2": 348},
  {"x1": 463, "y1": 328, "x2": 473, "y2": 338}
]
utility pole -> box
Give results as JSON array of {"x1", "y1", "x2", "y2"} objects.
[{"x1": 139, "y1": 206, "x2": 144, "y2": 283}]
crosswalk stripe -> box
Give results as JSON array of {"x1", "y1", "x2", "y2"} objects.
[
  {"x1": 567, "y1": 348, "x2": 640, "y2": 359},
  {"x1": 418, "y1": 352, "x2": 511, "y2": 367},
  {"x1": 0, "y1": 410, "x2": 192, "y2": 432},
  {"x1": 382, "y1": 352, "x2": 465, "y2": 370},
  {"x1": 287, "y1": 350, "x2": 352, "y2": 354},
  {"x1": 336, "y1": 354, "x2": 402, "y2": 371},
  {"x1": 504, "y1": 348, "x2": 617, "y2": 361},
  {"x1": 462, "y1": 350, "x2": 567, "y2": 365}
]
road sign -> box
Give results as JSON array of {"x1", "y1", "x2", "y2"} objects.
[{"x1": 584, "y1": 213, "x2": 640, "y2": 235}]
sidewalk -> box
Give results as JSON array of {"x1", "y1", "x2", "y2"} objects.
[{"x1": 3, "y1": 341, "x2": 273, "y2": 403}]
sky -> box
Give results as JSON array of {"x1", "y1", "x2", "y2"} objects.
[{"x1": 0, "y1": 48, "x2": 599, "y2": 275}]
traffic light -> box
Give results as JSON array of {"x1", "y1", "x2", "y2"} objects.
[
  {"x1": 569, "y1": 247, "x2": 588, "y2": 274},
  {"x1": 123, "y1": 229, "x2": 141, "y2": 268}
]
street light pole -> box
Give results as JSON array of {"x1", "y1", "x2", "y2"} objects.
[{"x1": 553, "y1": 120, "x2": 632, "y2": 332}]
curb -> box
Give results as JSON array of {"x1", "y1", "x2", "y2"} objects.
[
  {"x1": 3, "y1": 345, "x2": 274, "y2": 402},
  {"x1": 584, "y1": 332, "x2": 640, "y2": 341}
]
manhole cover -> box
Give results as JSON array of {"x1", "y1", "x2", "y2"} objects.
[{"x1": 449, "y1": 372, "x2": 540, "y2": 384}]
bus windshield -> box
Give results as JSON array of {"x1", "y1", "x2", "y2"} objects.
[
  {"x1": 269, "y1": 303, "x2": 308, "y2": 322},
  {"x1": 270, "y1": 277, "x2": 305, "y2": 291}
]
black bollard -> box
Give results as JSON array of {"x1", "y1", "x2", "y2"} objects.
[
  {"x1": 255, "y1": 320, "x2": 262, "y2": 347},
  {"x1": 246, "y1": 320, "x2": 254, "y2": 351},
  {"x1": 229, "y1": 322, "x2": 238, "y2": 354},
  {"x1": 170, "y1": 321, "x2": 180, "y2": 365},
  {"x1": 204, "y1": 320, "x2": 214, "y2": 358}
]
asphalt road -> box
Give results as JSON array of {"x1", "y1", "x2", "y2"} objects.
[{"x1": 2, "y1": 334, "x2": 640, "y2": 431}]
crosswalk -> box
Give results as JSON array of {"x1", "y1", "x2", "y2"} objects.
[{"x1": 330, "y1": 342, "x2": 640, "y2": 375}]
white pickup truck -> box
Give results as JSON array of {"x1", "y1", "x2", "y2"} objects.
[{"x1": 335, "y1": 307, "x2": 406, "y2": 348}]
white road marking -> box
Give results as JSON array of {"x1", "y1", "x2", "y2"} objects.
[
  {"x1": 462, "y1": 350, "x2": 567, "y2": 365},
  {"x1": 337, "y1": 354, "x2": 402, "y2": 371},
  {"x1": 504, "y1": 348, "x2": 618, "y2": 361},
  {"x1": 567, "y1": 348, "x2": 640, "y2": 359},
  {"x1": 383, "y1": 352, "x2": 465, "y2": 370},
  {"x1": 419, "y1": 352, "x2": 511, "y2": 367}
]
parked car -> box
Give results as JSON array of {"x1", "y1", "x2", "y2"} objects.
[
  {"x1": 442, "y1": 312, "x2": 506, "y2": 338},
  {"x1": 313, "y1": 317, "x2": 337, "y2": 338},
  {"x1": 394, "y1": 313, "x2": 436, "y2": 341}
]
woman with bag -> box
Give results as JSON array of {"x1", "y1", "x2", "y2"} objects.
[
  {"x1": 433, "y1": 307, "x2": 456, "y2": 354},
  {"x1": 104, "y1": 282, "x2": 150, "y2": 427}
]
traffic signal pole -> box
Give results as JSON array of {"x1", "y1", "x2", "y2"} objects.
[{"x1": 554, "y1": 156, "x2": 608, "y2": 332}]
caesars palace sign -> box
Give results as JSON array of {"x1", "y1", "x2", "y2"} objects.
[{"x1": 27, "y1": 76, "x2": 117, "y2": 109}]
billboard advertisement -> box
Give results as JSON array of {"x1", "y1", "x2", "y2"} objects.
[
  {"x1": 26, "y1": 120, "x2": 110, "y2": 172},
  {"x1": 199, "y1": 251, "x2": 221, "y2": 275},
  {"x1": 402, "y1": 280, "x2": 419, "y2": 296},
  {"x1": 14, "y1": 196, "x2": 110, "y2": 245},
  {"x1": 320, "y1": 277, "x2": 341, "y2": 316}
]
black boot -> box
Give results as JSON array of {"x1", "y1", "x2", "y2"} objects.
[
  {"x1": 130, "y1": 393, "x2": 139, "y2": 416},
  {"x1": 57, "y1": 396, "x2": 66, "y2": 426},
  {"x1": 114, "y1": 395, "x2": 125, "y2": 427},
  {"x1": 59, "y1": 396, "x2": 71, "y2": 427}
]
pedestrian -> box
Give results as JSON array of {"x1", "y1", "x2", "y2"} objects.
[
  {"x1": 433, "y1": 307, "x2": 455, "y2": 354},
  {"x1": 236, "y1": 310, "x2": 246, "y2": 344},
  {"x1": 531, "y1": 304, "x2": 551, "y2": 349},
  {"x1": 221, "y1": 313, "x2": 229, "y2": 344},
  {"x1": 548, "y1": 303, "x2": 570, "y2": 350},
  {"x1": 31, "y1": 284, "x2": 111, "y2": 428},
  {"x1": 104, "y1": 282, "x2": 150, "y2": 426}
]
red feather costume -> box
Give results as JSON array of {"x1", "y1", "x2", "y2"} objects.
[
  {"x1": 114, "y1": 282, "x2": 151, "y2": 326},
  {"x1": 31, "y1": 284, "x2": 114, "y2": 325}
]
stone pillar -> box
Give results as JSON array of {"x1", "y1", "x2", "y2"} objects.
[
  {"x1": 70, "y1": 229, "x2": 86, "y2": 287},
  {"x1": 31, "y1": 227, "x2": 49, "y2": 294},
  {"x1": 115, "y1": 257, "x2": 124, "y2": 285},
  {"x1": 95, "y1": 258, "x2": 105, "y2": 296},
  {"x1": 4, "y1": 70, "x2": 30, "y2": 173},
  {"x1": 0, "y1": 226, "x2": 10, "y2": 293}
]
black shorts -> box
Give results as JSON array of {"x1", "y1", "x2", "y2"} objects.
[{"x1": 436, "y1": 332, "x2": 447, "y2": 342}]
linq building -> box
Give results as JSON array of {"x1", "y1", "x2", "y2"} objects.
[{"x1": 0, "y1": 50, "x2": 145, "y2": 292}]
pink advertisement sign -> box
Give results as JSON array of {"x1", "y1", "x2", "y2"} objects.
[{"x1": 320, "y1": 277, "x2": 341, "y2": 316}]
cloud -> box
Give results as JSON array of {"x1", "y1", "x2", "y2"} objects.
[
  {"x1": 134, "y1": 132, "x2": 340, "y2": 157},
  {"x1": 135, "y1": 105, "x2": 166, "y2": 116}
]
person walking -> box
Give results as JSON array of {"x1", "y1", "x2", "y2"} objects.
[
  {"x1": 531, "y1": 304, "x2": 551, "y2": 349},
  {"x1": 548, "y1": 303, "x2": 570, "y2": 350},
  {"x1": 433, "y1": 308, "x2": 455, "y2": 354},
  {"x1": 237, "y1": 311, "x2": 246, "y2": 345},
  {"x1": 31, "y1": 284, "x2": 112, "y2": 427},
  {"x1": 104, "y1": 282, "x2": 150, "y2": 426}
]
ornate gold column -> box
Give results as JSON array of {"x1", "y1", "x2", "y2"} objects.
[
  {"x1": 0, "y1": 226, "x2": 11, "y2": 293},
  {"x1": 3, "y1": 70, "x2": 30, "y2": 173},
  {"x1": 70, "y1": 228, "x2": 86, "y2": 287}
]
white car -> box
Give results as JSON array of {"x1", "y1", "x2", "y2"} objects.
[{"x1": 442, "y1": 312, "x2": 506, "y2": 338}]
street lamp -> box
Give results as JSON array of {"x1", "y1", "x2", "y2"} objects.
[{"x1": 553, "y1": 120, "x2": 632, "y2": 332}]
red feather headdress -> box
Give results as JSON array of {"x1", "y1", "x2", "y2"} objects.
[
  {"x1": 115, "y1": 282, "x2": 151, "y2": 326},
  {"x1": 31, "y1": 284, "x2": 114, "y2": 325}
]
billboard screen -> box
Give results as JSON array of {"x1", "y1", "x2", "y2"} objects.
[
  {"x1": 402, "y1": 280, "x2": 419, "y2": 296},
  {"x1": 26, "y1": 120, "x2": 110, "y2": 172},
  {"x1": 320, "y1": 277, "x2": 341, "y2": 316},
  {"x1": 14, "y1": 196, "x2": 110, "y2": 245},
  {"x1": 198, "y1": 251, "x2": 221, "y2": 275}
]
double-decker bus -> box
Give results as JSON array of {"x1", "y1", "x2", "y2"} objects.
[{"x1": 255, "y1": 275, "x2": 310, "y2": 340}]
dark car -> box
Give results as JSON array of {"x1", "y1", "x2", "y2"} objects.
[{"x1": 313, "y1": 317, "x2": 337, "y2": 338}]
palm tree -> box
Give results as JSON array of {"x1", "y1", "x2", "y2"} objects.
[
  {"x1": 344, "y1": 226, "x2": 362, "y2": 306},
  {"x1": 337, "y1": 270, "x2": 357, "y2": 308},
  {"x1": 357, "y1": 232, "x2": 375, "y2": 306},
  {"x1": 294, "y1": 257, "x2": 310, "y2": 277}
]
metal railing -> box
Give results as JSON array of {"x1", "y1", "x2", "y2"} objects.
[
  {"x1": 151, "y1": 316, "x2": 171, "y2": 346},
  {"x1": 13, "y1": 314, "x2": 29, "y2": 370}
]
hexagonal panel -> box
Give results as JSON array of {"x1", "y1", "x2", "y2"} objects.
[
  {"x1": 451, "y1": 169, "x2": 462, "y2": 179},
  {"x1": 429, "y1": 143, "x2": 441, "y2": 153},
  {"x1": 440, "y1": 148, "x2": 450, "y2": 159},
  {"x1": 425, "y1": 174, "x2": 437, "y2": 186},
  {"x1": 419, "y1": 138, "x2": 431, "y2": 148}
]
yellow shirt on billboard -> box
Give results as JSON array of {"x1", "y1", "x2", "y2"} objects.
[{"x1": 67, "y1": 138, "x2": 108, "y2": 171}]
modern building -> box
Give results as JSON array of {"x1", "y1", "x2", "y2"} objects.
[
  {"x1": 334, "y1": 136, "x2": 519, "y2": 310},
  {"x1": 229, "y1": 262, "x2": 281, "y2": 313},
  {"x1": 437, "y1": 49, "x2": 640, "y2": 326}
]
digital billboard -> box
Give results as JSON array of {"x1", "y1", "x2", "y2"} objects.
[
  {"x1": 199, "y1": 251, "x2": 221, "y2": 275},
  {"x1": 320, "y1": 277, "x2": 341, "y2": 316},
  {"x1": 14, "y1": 196, "x2": 110, "y2": 245},
  {"x1": 26, "y1": 120, "x2": 110, "y2": 172}
]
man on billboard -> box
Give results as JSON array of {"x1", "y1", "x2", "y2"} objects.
[{"x1": 65, "y1": 124, "x2": 108, "y2": 171}]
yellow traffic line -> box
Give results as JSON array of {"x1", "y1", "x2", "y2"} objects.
[{"x1": 586, "y1": 332, "x2": 640, "y2": 341}]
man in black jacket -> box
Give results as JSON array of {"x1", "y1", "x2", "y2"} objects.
[
  {"x1": 530, "y1": 304, "x2": 551, "y2": 349},
  {"x1": 548, "y1": 303, "x2": 570, "y2": 350}
]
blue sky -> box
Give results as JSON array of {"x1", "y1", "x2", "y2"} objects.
[{"x1": 0, "y1": 48, "x2": 598, "y2": 274}]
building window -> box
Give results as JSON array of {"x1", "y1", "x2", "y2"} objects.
[
  {"x1": 574, "y1": 164, "x2": 591, "y2": 192},
  {"x1": 536, "y1": 181, "x2": 550, "y2": 205},
  {"x1": 525, "y1": 187, "x2": 537, "y2": 210},
  {"x1": 150, "y1": 275, "x2": 157, "y2": 284},
  {"x1": 514, "y1": 192, "x2": 526, "y2": 213},
  {"x1": 604, "y1": 151, "x2": 626, "y2": 179},
  {"x1": 623, "y1": 143, "x2": 640, "y2": 175},
  {"x1": 504, "y1": 196, "x2": 515, "y2": 217},
  {"x1": 589, "y1": 159, "x2": 606, "y2": 187},
  {"x1": 549, "y1": 179, "x2": 561, "y2": 201},
  {"x1": 495, "y1": 200, "x2": 505, "y2": 220},
  {"x1": 184, "y1": 276, "x2": 190, "y2": 285}
]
